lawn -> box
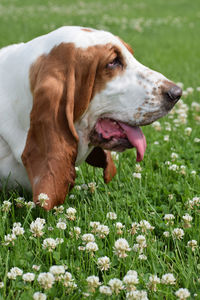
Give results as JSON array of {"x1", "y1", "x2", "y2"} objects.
[{"x1": 0, "y1": 0, "x2": 200, "y2": 299}]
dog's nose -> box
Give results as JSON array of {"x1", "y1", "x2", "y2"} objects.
[{"x1": 166, "y1": 85, "x2": 182, "y2": 103}]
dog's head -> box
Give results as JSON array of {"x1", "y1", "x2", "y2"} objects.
[{"x1": 22, "y1": 27, "x2": 182, "y2": 209}]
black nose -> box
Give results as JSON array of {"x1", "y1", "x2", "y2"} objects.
[{"x1": 166, "y1": 85, "x2": 182, "y2": 103}]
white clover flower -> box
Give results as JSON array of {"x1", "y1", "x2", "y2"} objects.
[
  {"x1": 88, "y1": 181, "x2": 97, "y2": 193},
  {"x1": 3, "y1": 233, "x2": 17, "y2": 246},
  {"x1": 0, "y1": 282, "x2": 4, "y2": 288},
  {"x1": 165, "y1": 161, "x2": 171, "y2": 166},
  {"x1": 148, "y1": 275, "x2": 160, "y2": 291},
  {"x1": 176, "y1": 82, "x2": 184, "y2": 89},
  {"x1": 90, "y1": 221, "x2": 100, "y2": 234},
  {"x1": 127, "y1": 270, "x2": 138, "y2": 276},
  {"x1": 123, "y1": 271, "x2": 139, "y2": 291},
  {"x1": 133, "y1": 172, "x2": 141, "y2": 179},
  {"x1": 96, "y1": 224, "x2": 109, "y2": 238},
  {"x1": 179, "y1": 165, "x2": 186, "y2": 175},
  {"x1": 164, "y1": 214, "x2": 175, "y2": 225},
  {"x1": 191, "y1": 170, "x2": 196, "y2": 176},
  {"x1": 78, "y1": 246, "x2": 85, "y2": 251},
  {"x1": 1, "y1": 200, "x2": 12, "y2": 212},
  {"x1": 139, "y1": 254, "x2": 147, "y2": 260},
  {"x1": 126, "y1": 290, "x2": 148, "y2": 300},
  {"x1": 168, "y1": 194, "x2": 174, "y2": 200},
  {"x1": 37, "y1": 272, "x2": 55, "y2": 289},
  {"x1": 164, "y1": 121, "x2": 171, "y2": 130},
  {"x1": 53, "y1": 205, "x2": 64, "y2": 215},
  {"x1": 97, "y1": 256, "x2": 110, "y2": 271},
  {"x1": 152, "y1": 121, "x2": 161, "y2": 131},
  {"x1": 82, "y1": 233, "x2": 95, "y2": 243},
  {"x1": 136, "y1": 235, "x2": 146, "y2": 245},
  {"x1": 22, "y1": 272, "x2": 35, "y2": 282},
  {"x1": 161, "y1": 273, "x2": 176, "y2": 285},
  {"x1": 86, "y1": 275, "x2": 101, "y2": 293},
  {"x1": 69, "y1": 226, "x2": 81, "y2": 239},
  {"x1": 99, "y1": 285, "x2": 112, "y2": 295},
  {"x1": 55, "y1": 238, "x2": 64, "y2": 245},
  {"x1": 187, "y1": 240, "x2": 198, "y2": 251},
  {"x1": 14, "y1": 197, "x2": 25, "y2": 208},
  {"x1": 154, "y1": 141, "x2": 159, "y2": 145},
  {"x1": 163, "y1": 231, "x2": 170, "y2": 237},
  {"x1": 42, "y1": 238, "x2": 58, "y2": 252},
  {"x1": 56, "y1": 221, "x2": 67, "y2": 230},
  {"x1": 38, "y1": 193, "x2": 49, "y2": 207},
  {"x1": 69, "y1": 194, "x2": 75, "y2": 199},
  {"x1": 85, "y1": 242, "x2": 98, "y2": 255},
  {"x1": 130, "y1": 222, "x2": 139, "y2": 235},
  {"x1": 175, "y1": 288, "x2": 190, "y2": 299},
  {"x1": 33, "y1": 292, "x2": 47, "y2": 300},
  {"x1": 139, "y1": 220, "x2": 154, "y2": 232},
  {"x1": 32, "y1": 265, "x2": 41, "y2": 271},
  {"x1": 172, "y1": 228, "x2": 184, "y2": 240},
  {"x1": 49, "y1": 265, "x2": 65, "y2": 278},
  {"x1": 75, "y1": 185, "x2": 81, "y2": 191},
  {"x1": 108, "y1": 278, "x2": 123, "y2": 295},
  {"x1": 66, "y1": 207, "x2": 77, "y2": 220},
  {"x1": 184, "y1": 127, "x2": 192, "y2": 136},
  {"x1": 60, "y1": 272, "x2": 72, "y2": 288},
  {"x1": 111, "y1": 151, "x2": 119, "y2": 160},
  {"x1": 164, "y1": 135, "x2": 169, "y2": 141},
  {"x1": 182, "y1": 214, "x2": 192, "y2": 228},
  {"x1": 114, "y1": 222, "x2": 124, "y2": 234},
  {"x1": 192, "y1": 101, "x2": 200, "y2": 110},
  {"x1": 106, "y1": 212, "x2": 117, "y2": 220},
  {"x1": 30, "y1": 218, "x2": 46, "y2": 237},
  {"x1": 12, "y1": 223, "x2": 24, "y2": 236},
  {"x1": 194, "y1": 137, "x2": 200, "y2": 143},
  {"x1": 114, "y1": 238, "x2": 131, "y2": 258},
  {"x1": 62, "y1": 271, "x2": 77, "y2": 290},
  {"x1": 7, "y1": 267, "x2": 23, "y2": 280},
  {"x1": 187, "y1": 196, "x2": 200, "y2": 208},
  {"x1": 132, "y1": 244, "x2": 140, "y2": 253},
  {"x1": 26, "y1": 201, "x2": 36, "y2": 209},
  {"x1": 135, "y1": 163, "x2": 142, "y2": 172},
  {"x1": 169, "y1": 164, "x2": 179, "y2": 171},
  {"x1": 182, "y1": 91, "x2": 188, "y2": 98},
  {"x1": 186, "y1": 87, "x2": 194, "y2": 94},
  {"x1": 81, "y1": 183, "x2": 88, "y2": 190}
]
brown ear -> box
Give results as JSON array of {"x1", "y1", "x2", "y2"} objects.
[
  {"x1": 86, "y1": 147, "x2": 117, "y2": 183},
  {"x1": 22, "y1": 45, "x2": 80, "y2": 210}
]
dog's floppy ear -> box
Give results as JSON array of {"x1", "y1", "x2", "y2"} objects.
[
  {"x1": 86, "y1": 147, "x2": 117, "y2": 183},
  {"x1": 22, "y1": 43, "x2": 96, "y2": 210}
]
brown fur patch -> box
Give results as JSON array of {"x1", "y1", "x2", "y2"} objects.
[
  {"x1": 26, "y1": 42, "x2": 125, "y2": 209},
  {"x1": 86, "y1": 147, "x2": 116, "y2": 183},
  {"x1": 117, "y1": 37, "x2": 134, "y2": 55},
  {"x1": 81, "y1": 28, "x2": 93, "y2": 32}
]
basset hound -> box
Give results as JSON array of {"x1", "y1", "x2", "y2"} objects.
[{"x1": 0, "y1": 26, "x2": 182, "y2": 210}]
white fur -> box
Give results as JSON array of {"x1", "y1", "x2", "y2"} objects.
[{"x1": 0, "y1": 26, "x2": 171, "y2": 188}]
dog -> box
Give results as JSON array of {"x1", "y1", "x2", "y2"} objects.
[{"x1": 0, "y1": 26, "x2": 182, "y2": 209}]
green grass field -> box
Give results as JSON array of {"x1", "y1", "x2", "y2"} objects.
[{"x1": 0, "y1": 0, "x2": 200, "y2": 299}]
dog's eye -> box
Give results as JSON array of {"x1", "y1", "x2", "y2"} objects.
[{"x1": 106, "y1": 57, "x2": 122, "y2": 69}]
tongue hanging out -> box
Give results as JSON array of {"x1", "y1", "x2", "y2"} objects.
[
  {"x1": 119, "y1": 123, "x2": 147, "y2": 162},
  {"x1": 94, "y1": 118, "x2": 147, "y2": 162}
]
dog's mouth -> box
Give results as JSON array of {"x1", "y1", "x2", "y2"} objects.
[{"x1": 89, "y1": 118, "x2": 147, "y2": 162}]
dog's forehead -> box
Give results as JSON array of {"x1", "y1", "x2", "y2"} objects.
[{"x1": 40, "y1": 26, "x2": 133, "y2": 58}]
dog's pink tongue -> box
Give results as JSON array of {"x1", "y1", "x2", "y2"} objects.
[{"x1": 120, "y1": 123, "x2": 147, "y2": 162}]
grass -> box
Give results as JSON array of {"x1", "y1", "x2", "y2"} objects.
[{"x1": 0, "y1": 0, "x2": 200, "y2": 299}]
